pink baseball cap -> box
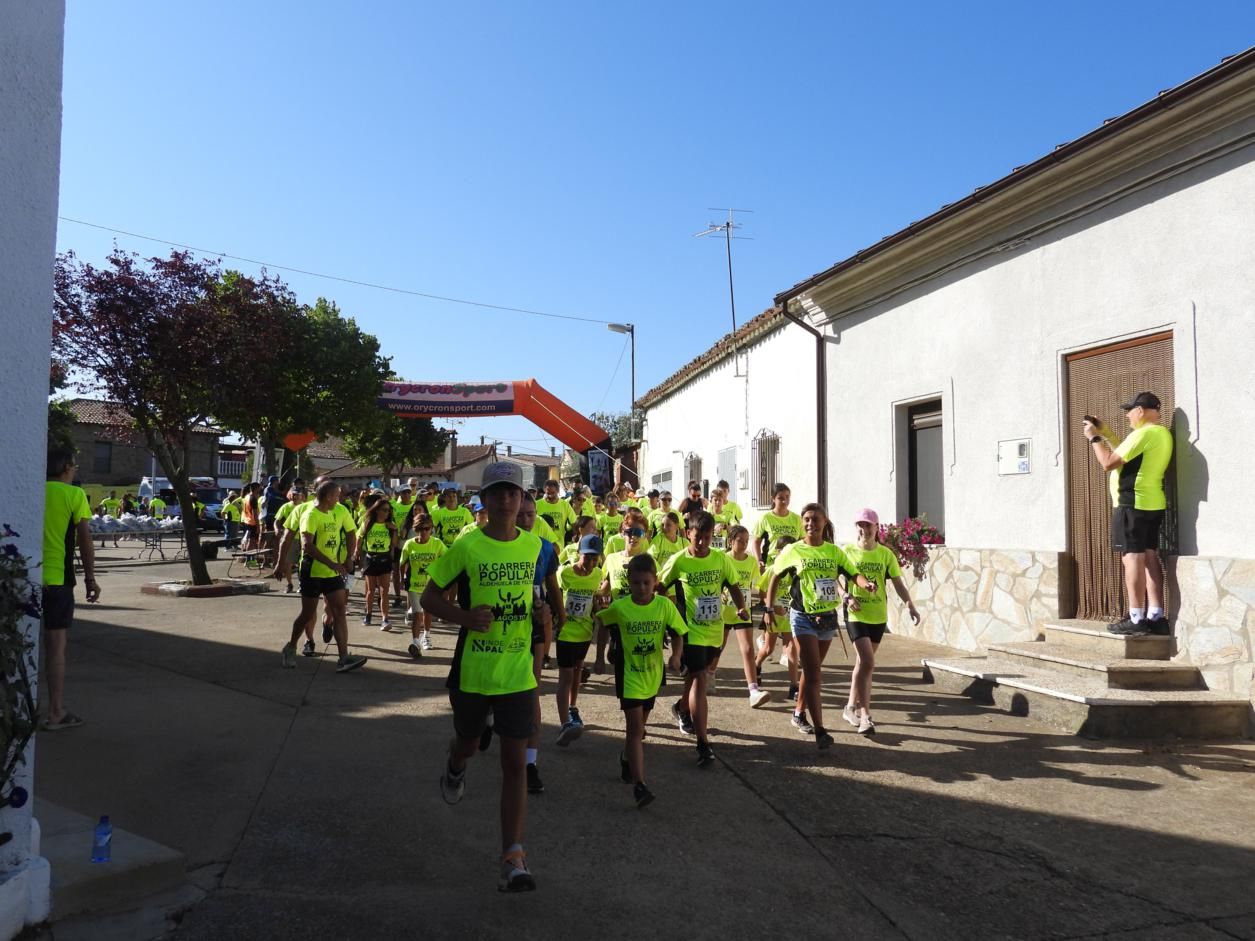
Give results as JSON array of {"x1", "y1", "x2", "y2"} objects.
[{"x1": 855, "y1": 508, "x2": 879, "y2": 526}]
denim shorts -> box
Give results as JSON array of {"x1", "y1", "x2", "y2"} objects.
[{"x1": 789, "y1": 609, "x2": 839, "y2": 641}]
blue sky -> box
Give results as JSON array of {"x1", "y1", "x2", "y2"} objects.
[{"x1": 56, "y1": 1, "x2": 1255, "y2": 453}]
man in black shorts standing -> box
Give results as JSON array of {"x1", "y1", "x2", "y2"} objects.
[
  {"x1": 42, "y1": 447, "x2": 100, "y2": 730},
  {"x1": 1082, "y1": 392, "x2": 1174, "y2": 635}
]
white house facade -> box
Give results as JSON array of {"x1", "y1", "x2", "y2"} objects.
[
  {"x1": 777, "y1": 50, "x2": 1255, "y2": 702},
  {"x1": 0, "y1": 2, "x2": 64, "y2": 936},
  {"x1": 635, "y1": 309, "x2": 818, "y2": 530}
]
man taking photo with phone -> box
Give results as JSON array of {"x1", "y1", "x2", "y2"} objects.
[{"x1": 1081, "y1": 391, "x2": 1173, "y2": 636}]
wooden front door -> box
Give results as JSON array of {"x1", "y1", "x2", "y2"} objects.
[{"x1": 1065, "y1": 332, "x2": 1175, "y2": 620}]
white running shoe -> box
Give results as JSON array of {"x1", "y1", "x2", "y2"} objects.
[
  {"x1": 420, "y1": 633, "x2": 433, "y2": 651},
  {"x1": 843, "y1": 704, "x2": 859, "y2": 728},
  {"x1": 858, "y1": 714, "x2": 876, "y2": 736},
  {"x1": 380, "y1": 620, "x2": 392, "y2": 632},
  {"x1": 748, "y1": 688, "x2": 772, "y2": 709}
]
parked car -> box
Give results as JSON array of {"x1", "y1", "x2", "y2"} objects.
[{"x1": 161, "y1": 483, "x2": 226, "y2": 533}]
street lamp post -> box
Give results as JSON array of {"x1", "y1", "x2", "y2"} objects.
[{"x1": 607, "y1": 322, "x2": 636, "y2": 442}]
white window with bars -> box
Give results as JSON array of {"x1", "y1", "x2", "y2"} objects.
[{"x1": 751, "y1": 430, "x2": 780, "y2": 508}]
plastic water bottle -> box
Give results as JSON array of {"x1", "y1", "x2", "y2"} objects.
[{"x1": 91, "y1": 815, "x2": 111, "y2": 863}]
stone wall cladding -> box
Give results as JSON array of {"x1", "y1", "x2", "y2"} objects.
[
  {"x1": 890, "y1": 548, "x2": 1255, "y2": 702},
  {"x1": 887, "y1": 547, "x2": 1061, "y2": 651},
  {"x1": 1172, "y1": 557, "x2": 1255, "y2": 696}
]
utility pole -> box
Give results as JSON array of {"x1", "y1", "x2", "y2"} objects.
[{"x1": 607, "y1": 322, "x2": 636, "y2": 441}]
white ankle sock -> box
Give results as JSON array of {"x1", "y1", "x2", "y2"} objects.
[
  {"x1": 1148, "y1": 606, "x2": 1164, "y2": 621},
  {"x1": 526, "y1": 748, "x2": 538, "y2": 765},
  {"x1": 1130, "y1": 608, "x2": 1145, "y2": 623}
]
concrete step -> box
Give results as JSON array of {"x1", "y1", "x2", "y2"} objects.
[
  {"x1": 35, "y1": 800, "x2": 185, "y2": 921},
  {"x1": 1042, "y1": 619, "x2": 1173, "y2": 661},
  {"x1": 921, "y1": 656, "x2": 1250, "y2": 739},
  {"x1": 987, "y1": 641, "x2": 1205, "y2": 690}
]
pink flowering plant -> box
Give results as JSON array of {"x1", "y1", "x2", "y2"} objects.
[
  {"x1": 1, "y1": 523, "x2": 40, "y2": 838},
  {"x1": 878, "y1": 516, "x2": 944, "y2": 580}
]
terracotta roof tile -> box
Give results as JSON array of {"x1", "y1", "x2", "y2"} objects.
[
  {"x1": 319, "y1": 443, "x2": 498, "y2": 481},
  {"x1": 68, "y1": 398, "x2": 220, "y2": 435},
  {"x1": 635, "y1": 307, "x2": 784, "y2": 410}
]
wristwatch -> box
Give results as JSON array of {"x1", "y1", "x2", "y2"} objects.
[{"x1": 1089, "y1": 435, "x2": 1104, "y2": 445}]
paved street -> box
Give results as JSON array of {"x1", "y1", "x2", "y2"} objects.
[{"x1": 33, "y1": 549, "x2": 1255, "y2": 940}]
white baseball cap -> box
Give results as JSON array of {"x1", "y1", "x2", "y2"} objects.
[{"x1": 480, "y1": 462, "x2": 524, "y2": 493}]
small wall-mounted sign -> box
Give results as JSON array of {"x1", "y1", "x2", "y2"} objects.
[{"x1": 997, "y1": 438, "x2": 1032, "y2": 476}]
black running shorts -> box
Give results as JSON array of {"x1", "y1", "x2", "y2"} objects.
[
  {"x1": 449, "y1": 688, "x2": 537, "y2": 741},
  {"x1": 362, "y1": 553, "x2": 393, "y2": 577},
  {"x1": 846, "y1": 621, "x2": 887, "y2": 645},
  {"x1": 1110, "y1": 507, "x2": 1164, "y2": 554},
  {"x1": 556, "y1": 639, "x2": 591, "y2": 668},
  {"x1": 619, "y1": 695, "x2": 656, "y2": 712},
  {"x1": 682, "y1": 642, "x2": 720, "y2": 674},
  {"x1": 42, "y1": 584, "x2": 75, "y2": 631},
  {"x1": 299, "y1": 574, "x2": 346, "y2": 598}
]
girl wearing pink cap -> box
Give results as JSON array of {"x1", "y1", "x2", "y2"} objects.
[{"x1": 841, "y1": 508, "x2": 920, "y2": 735}]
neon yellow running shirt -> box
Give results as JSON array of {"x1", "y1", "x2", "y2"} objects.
[
  {"x1": 659, "y1": 548, "x2": 738, "y2": 647},
  {"x1": 537, "y1": 497, "x2": 575, "y2": 540},
  {"x1": 723, "y1": 553, "x2": 760, "y2": 625},
  {"x1": 427, "y1": 527, "x2": 542, "y2": 695},
  {"x1": 599, "y1": 595, "x2": 688, "y2": 700},
  {"x1": 842, "y1": 543, "x2": 900, "y2": 625},
  {"x1": 362, "y1": 522, "x2": 393, "y2": 555},
  {"x1": 300, "y1": 503, "x2": 356, "y2": 578},
  {"x1": 557, "y1": 563, "x2": 604, "y2": 644},
  {"x1": 400, "y1": 536, "x2": 445, "y2": 591},
  {"x1": 753, "y1": 511, "x2": 803, "y2": 563},
  {"x1": 771, "y1": 541, "x2": 858, "y2": 615}
]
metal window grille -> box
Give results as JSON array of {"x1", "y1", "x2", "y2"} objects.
[
  {"x1": 751, "y1": 431, "x2": 780, "y2": 508},
  {"x1": 683, "y1": 454, "x2": 702, "y2": 490}
]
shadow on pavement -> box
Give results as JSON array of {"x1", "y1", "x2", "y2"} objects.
[{"x1": 32, "y1": 594, "x2": 1255, "y2": 941}]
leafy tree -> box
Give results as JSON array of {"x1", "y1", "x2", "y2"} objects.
[
  {"x1": 588, "y1": 410, "x2": 639, "y2": 450},
  {"x1": 214, "y1": 296, "x2": 391, "y2": 481},
  {"x1": 341, "y1": 407, "x2": 448, "y2": 486},
  {"x1": 52, "y1": 248, "x2": 259, "y2": 585},
  {"x1": 47, "y1": 400, "x2": 76, "y2": 456}
]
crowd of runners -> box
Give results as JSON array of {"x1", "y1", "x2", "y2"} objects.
[{"x1": 252, "y1": 461, "x2": 921, "y2": 893}]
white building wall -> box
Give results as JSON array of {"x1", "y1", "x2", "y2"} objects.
[
  {"x1": 0, "y1": 1, "x2": 64, "y2": 936},
  {"x1": 639, "y1": 323, "x2": 817, "y2": 530},
  {"x1": 821, "y1": 128, "x2": 1255, "y2": 561}
]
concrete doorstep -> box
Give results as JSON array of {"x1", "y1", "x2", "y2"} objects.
[{"x1": 34, "y1": 801, "x2": 185, "y2": 922}]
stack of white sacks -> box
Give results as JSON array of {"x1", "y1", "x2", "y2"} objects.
[{"x1": 88, "y1": 513, "x2": 183, "y2": 535}]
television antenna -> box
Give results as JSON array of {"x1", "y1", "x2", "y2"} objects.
[{"x1": 694, "y1": 208, "x2": 753, "y2": 335}]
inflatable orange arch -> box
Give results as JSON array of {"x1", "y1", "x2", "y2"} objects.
[{"x1": 376, "y1": 379, "x2": 611, "y2": 454}]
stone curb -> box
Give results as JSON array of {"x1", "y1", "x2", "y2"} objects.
[{"x1": 140, "y1": 580, "x2": 272, "y2": 598}]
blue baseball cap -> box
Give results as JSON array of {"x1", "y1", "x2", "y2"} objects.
[{"x1": 578, "y1": 534, "x2": 604, "y2": 555}]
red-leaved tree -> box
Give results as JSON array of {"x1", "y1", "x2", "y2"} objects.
[{"x1": 53, "y1": 249, "x2": 272, "y2": 585}]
